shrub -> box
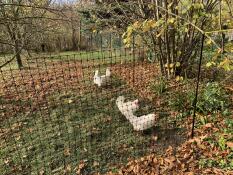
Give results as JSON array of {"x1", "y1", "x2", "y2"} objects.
[
  {"x1": 195, "y1": 82, "x2": 229, "y2": 114},
  {"x1": 169, "y1": 82, "x2": 230, "y2": 115},
  {"x1": 169, "y1": 91, "x2": 189, "y2": 112},
  {"x1": 151, "y1": 77, "x2": 167, "y2": 96}
]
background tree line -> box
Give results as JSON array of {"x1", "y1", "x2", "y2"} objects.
[
  {"x1": 0, "y1": 0, "x2": 232, "y2": 73},
  {"x1": 0, "y1": 0, "x2": 89, "y2": 68}
]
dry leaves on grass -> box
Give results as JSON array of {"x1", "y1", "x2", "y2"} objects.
[
  {"x1": 112, "y1": 62, "x2": 159, "y2": 100},
  {"x1": 0, "y1": 61, "x2": 94, "y2": 119},
  {"x1": 75, "y1": 161, "x2": 86, "y2": 175},
  {"x1": 105, "y1": 113, "x2": 233, "y2": 175}
]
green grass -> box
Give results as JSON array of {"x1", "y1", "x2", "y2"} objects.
[
  {"x1": 0, "y1": 75, "x2": 156, "y2": 174},
  {"x1": 0, "y1": 49, "x2": 134, "y2": 71},
  {"x1": 0, "y1": 49, "x2": 184, "y2": 174},
  {"x1": 0, "y1": 54, "x2": 18, "y2": 70},
  {"x1": 47, "y1": 49, "x2": 135, "y2": 68}
]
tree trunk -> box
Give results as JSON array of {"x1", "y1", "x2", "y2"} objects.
[
  {"x1": 14, "y1": 40, "x2": 23, "y2": 69},
  {"x1": 72, "y1": 26, "x2": 77, "y2": 50},
  {"x1": 12, "y1": 29, "x2": 24, "y2": 69},
  {"x1": 78, "y1": 20, "x2": 82, "y2": 50},
  {"x1": 154, "y1": 0, "x2": 165, "y2": 76},
  {"x1": 16, "y1": 52, "x2": 23, "y2": 69}
]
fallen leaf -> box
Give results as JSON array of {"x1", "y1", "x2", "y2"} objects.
[
  {"x1": 65, "y1": 164, "x2": 71, "y2": 173},
  {"x1": 152, "y1": 136, "x2": 158, "y2": 142},
  {"x1": 185, "y1": 172, "x2": 194, "y2": 175},
  {"x1": 197, "y1": 143, "x2": 206, "y2": 150},
  {"x1": 226, "y1": 142, "x2": 233, "y2": 148},
  {"x1": 204, "y1": 123, "x2": 212, "y2": 128},
  {"x1": 76, "y1": 161, "x2": 86, "y2": 175},
  {"x1": 39, "y1": 170, "x2": 45, "y2": 175},
  {"x1": 64, "y1": 148, "x2": 71, "y2": 156},
  {"x1": 4, "y1": 158, "x2": 10, "y2": 164},
  {"x1": 93, "y1": 161, "x2": 99, "y2": 167}
]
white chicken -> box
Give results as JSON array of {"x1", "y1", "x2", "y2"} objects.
[
  {"x1": 93, "y1": 67, "x2": 111, "y2": 87},
  {"x1": 116, "y1": 96, "x2": 156, "y2": 131},
  {"x1": 116, "y1": 96, "x2": 139, "y2": 120},
  {"x1": 128, "y1": 113, "x2": 156, "y2": 131}
]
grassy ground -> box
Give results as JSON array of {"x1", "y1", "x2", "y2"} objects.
[
  {"x1": 0, "y1": 47, "x2": 188, "y2": 174},
  {"x1": 0, "y1": 57, "x2": 184, "y2": 175},
  {"x1": 0, "y1": 46, "x2": 232, "y2": 174},
  {"x1": 0, "y1": 48, "x2": 138, "y2": 71}
]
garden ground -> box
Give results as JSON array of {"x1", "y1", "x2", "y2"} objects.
[
  {"x1": 0, "y1": 49, "x2": 232, "y2": 174},
  {"x1": 0, "y1": 54, "x2": 187, "y2": 174}
]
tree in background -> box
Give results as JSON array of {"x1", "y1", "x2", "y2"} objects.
[
  {"x1": 0, "y1": 0, "x2": 83, "y2": 69},
  {"x1": 0, "y1": 0, "x2": 56, "y2": 68},
  {"x1": 80, "y1": 0, "x2": 233, "y2": 78}
]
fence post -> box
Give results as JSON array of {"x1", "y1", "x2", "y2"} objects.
[
  {"x1": 109, "y1": 33, "x2": 112, "y2": 58},
  {"x1": 119, "y1": 33, "x2": 122, "y2": 48},
  {"x1": 100, "y1": 33, "x2": 104, "y2": 62},
  {"x1": 90, "y1": 32, "x2": 93, "y2": 51},
  {"x1": 132, "y1": 34, "x2": 135, "y2": 85},
  {"x1": 191, "y1": 33, "x2": 205, "y2": 138},
  {"x1": 109, "y1": 33, "x2": 112, "y2": 49},
  {"x1": 79, "y1": 19, "x2": 82, "y2": 51},
  {"x1": 100, "y1": 33, "x2": 103, "y2": 51}
]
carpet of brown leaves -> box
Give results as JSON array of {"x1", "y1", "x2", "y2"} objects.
[
  {"x1": 108, "y1": 64, "x2": 233, "y2": 175},
  {"x1": 104, "y1": 119, "x2": 233, "y2": 175},
  {"x1": 112, "y1": 62, "x2": 160, "y2": 100},
  {"x1": 104, "y1": 82, "x2": 233, "y2": 175},
  {"x1": 0, "y1": 60, "x2": 97, "y2": 120},
  {"x1": 1, "y1": 59, "x2": 232, "y2": 175},
  {"x1": 1, "y1": 60, "x2": 160, "y2": 120}
]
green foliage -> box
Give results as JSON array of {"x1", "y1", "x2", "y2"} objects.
[
  {"x1": 151, "y1": 77, "x2": 167, "y2": 96},
  {"x1": 219, "y1": 159, "x2": 227, "y2": 168},
  {"x1": 199, "y1": 115, "x2": 209, "y2": 125},
  {"x1": 169, "y1": 82, "x2": 230, "y2": 115},
  {"x1": 196, "y1": 82, "x2": 229, "y2": 114},
  {"x1": 169, "y1": 90, "x2": 189, "y2": 112},
  {"x1": 223, "y1": 118, "x2": 233, "y2": 136},
  {"x1": 225, "y1": 119, "x2": 233, "y2": 128},
  {"x1": 199, "y1": 157, "x2": 233, "y2": 170},
  {"x1": 199, "y1": 158, "x2": 217, "y2": 169},
  {"x1": 218, "y1": 136, "x2": 227, "y2": 151},
  {"x1": 206, "y1": 57, "x2": 233, "y2": 72}
]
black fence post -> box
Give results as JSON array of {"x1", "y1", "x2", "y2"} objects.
[
  {"x1": 109, "y1": 33, "x2": 112, "y2": 58},
  {"x1": 79, "y1": 19, "x2": 82, "y2": 51},
  {"x1": 132, "y1": 34, "x2": 135, "y2": 85},
  {"x1": 191, "y1": 33, "x2": 205, "y2": 138}
]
